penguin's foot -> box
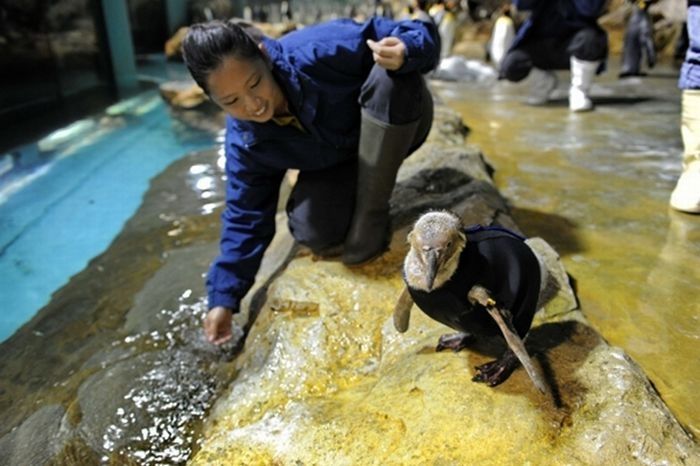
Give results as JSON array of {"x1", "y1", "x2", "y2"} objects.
[
  {"x1": 472, "y1": 350, "x2": 519, "y2": 387},
  {"x1": 436, "y1": 332, "x2": 474, "y2": 352}
]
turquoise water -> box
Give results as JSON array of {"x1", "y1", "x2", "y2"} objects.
[{"x1": 0, "y1": 91, "x2": 217, "y2": 342}]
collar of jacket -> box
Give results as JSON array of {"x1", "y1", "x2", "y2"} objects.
[{"x1": 228, "y1": 37, "x2": 320, "y2": 147}]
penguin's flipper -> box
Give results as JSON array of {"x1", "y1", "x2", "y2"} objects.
[
  {"x1": 468, "y1": 285, "x2": 550, "y2": 396},
  {"x1": 393, "y1": 286, "x2": 414, "y2": 333}
]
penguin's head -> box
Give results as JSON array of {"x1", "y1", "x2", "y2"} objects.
[{"x1": 406, "y1": 210, "x2": 466, "y2": 291}]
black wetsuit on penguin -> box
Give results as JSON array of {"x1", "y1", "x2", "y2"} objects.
[{"x1": 407, "y1": 225, "x2": 541, "y2": 341}]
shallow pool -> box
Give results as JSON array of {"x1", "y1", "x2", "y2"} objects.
[{"x1": 0, "y1": 91, "x2": 219, "y2": 342}]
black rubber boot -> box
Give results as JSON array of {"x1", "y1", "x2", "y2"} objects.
[{"x1": 341, "y1": 111, "x2": 420, "y2": 266}]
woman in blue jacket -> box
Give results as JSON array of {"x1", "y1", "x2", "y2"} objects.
[
  {"x1": 498, "y1": 0, "x2": 609, "y2": 112},
  {"x1": 182, "y1": 18, "x2": 439, "y2": 344}
]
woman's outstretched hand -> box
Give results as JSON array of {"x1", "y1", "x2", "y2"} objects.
[
  {"x1": 367, "y1": 37, "x2": 406, "y2": 71},
  {"x1": 203, "y1": 306, "x2": 233, "y2": 345}
]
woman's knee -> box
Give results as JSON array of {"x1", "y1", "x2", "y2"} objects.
[
  {"x1": 285, "y1": 164, "x2": 356, "y2": 252},
  {"x1": 359, "y1": 64, "x2": 429, "y2": 124},
  {"x1": 499, "y1": 49, "x2": 532, "y2": 82},
  {"x1": 287, "y1": 208, "x2": 348, "y2": 251}
]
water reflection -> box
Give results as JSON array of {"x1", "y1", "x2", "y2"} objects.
[
  {"x1": 187, "y1": 162, "x2": 225, "y2": 215},
  {"x1": 0, "y1": 96, "x2": 217, "y2": 344},
  {"x1": 96, "y1": 296, "x2": 241, "y2": 464}
]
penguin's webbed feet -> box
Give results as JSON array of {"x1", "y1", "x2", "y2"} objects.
[
  {"x1": 436, "y1": 332, "x2": 474, "y2": 352},
  {"x1": 472, "y1": 350, "x2": 519, "y2": 387}
]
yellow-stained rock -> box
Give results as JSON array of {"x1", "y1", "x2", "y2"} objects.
[
  {"x1": 159, "y1": 81, "x2": 207, "y2": 109},
  {"x1": 191, "y1": 105, "x2": 698, "y2": 465}
]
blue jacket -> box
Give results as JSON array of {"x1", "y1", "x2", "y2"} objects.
[
  {"x1": 511, "y1": 0, "x2": 608, "y2": 49},
  {"x1": 208, "y1": 17, "x2": 440, "y2": 311},
  {"x1": 679, "y1": 5, "x2": 700, "y2": 90}
]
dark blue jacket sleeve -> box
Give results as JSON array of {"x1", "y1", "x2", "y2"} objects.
[
  {"x1": 515, "y1": 0, "x2": 607, "y2": 17},
  {"x1": 282, "y1": 17, "x2": 440, "y2": 78},
  {"x1": 207, "y1": 123, "x2": 285, "y2": 311},
  {"x1": 513, "y1": 0, "x2": 540, "y2": 10},
  {"x1": 375, "y1": 17, "x2": 441, "y2": 74},
  {"x1": 511, "y1": 0, "x2": 607, "y2": 49},
  {"x1": 572, "y1": 0, "x2": 609, "y2": 18},
  {"x1": 679, "y1": 5, "x2": 700, "y2": 89}
]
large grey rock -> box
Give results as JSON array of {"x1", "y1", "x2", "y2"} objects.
[
  {"x1": 189, "y1": 106, "x2": 699, "y2": 465},
  {"x1": 1, "y1": 102, "x2": 696, "y2": 465},
  {"x1": 0, "y1": 405, "x2": 74, "y2": 466}
]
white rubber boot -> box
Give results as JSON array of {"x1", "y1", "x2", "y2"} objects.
[
  {"x1": 670, "y1": 90, "x2": 700, "y2": 214},
  {"x1": 526, "y1": 68, "x2": 558, "y2": 106},
  {"x1": 569, "y1": 56, "x2": 599, "y2": 112},
  {"x1": 671, "y1": 161, "x2": 700, "y2": 213}
]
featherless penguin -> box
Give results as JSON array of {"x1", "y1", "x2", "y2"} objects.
[{"x1": 396, "y1": 210, "x2": 543, "y2": 387}]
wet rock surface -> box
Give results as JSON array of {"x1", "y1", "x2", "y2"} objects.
[
  {"x1": 190, "y1": 106, "x2": 698, "y2": 464},
  {"x1": 0, "y1": 142, "x2": 293, "y2": 464},
  {"x1": 0, "y1": 103, "x2": 697, "y2": 464},
  {"x1": 431, "y1": 52, "x2": 700, "y2": 438}
]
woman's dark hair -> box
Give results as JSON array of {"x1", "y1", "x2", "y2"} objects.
[{"x1": 182, "y1": 19, "x2": 265, "y2": 94}]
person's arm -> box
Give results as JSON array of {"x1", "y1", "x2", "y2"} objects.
[
  {"x1": 512, "y1": 0, "x2": 541, "y2": 12},
  {"x1": 283, "y1": 17, "x2": 439, "y2": 78},
  {"x1": 204, "y1": 125, "x2": 285, "y2": 344},
  {"x1": 363, "y1": 16, "x2": 441, "y2": 74},
  {"x1": 572, "y1": 0, "x2": 610, "y2": 18}
]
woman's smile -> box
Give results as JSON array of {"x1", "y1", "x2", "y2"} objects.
[
  {"x1": 251, "y1": 102, "x2": 267, "y2": 117},
  {"x1": 207, "y1": 54, "x2": 286, "y2": 123}
]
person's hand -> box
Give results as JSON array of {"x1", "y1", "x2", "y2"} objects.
[
  {"x1": 366, "y1": 37, "x2": 406, "y2": 71},
  {"x1": 203, "y1": 306, "x2": 233, "y2": 345}
]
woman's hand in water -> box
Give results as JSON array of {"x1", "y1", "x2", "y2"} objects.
[
  {"x1": 203, "y1": 306, "x2": 233, "y2": 345},
  {"x1": 366, "y1": 37, "x2": 406, "y2": 71}
]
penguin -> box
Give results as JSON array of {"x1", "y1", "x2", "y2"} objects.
[
  {"x1": 396, "y1": 210, "x2": 543, "y2": 388},
  {"x1": 619, "y1": 0, "x2": 656, "y2": 78}
]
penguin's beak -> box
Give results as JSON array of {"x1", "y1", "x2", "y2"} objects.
[{"x1": 425, "y1": 249, "x2": 439, "y2": 290}]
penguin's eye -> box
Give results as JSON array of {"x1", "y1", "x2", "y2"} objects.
[{"x1": 446, "y1": 241, "x2": 452, "y2": 248}]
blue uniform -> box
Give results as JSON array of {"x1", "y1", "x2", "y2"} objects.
[
  {"x1": 500, "y1": 0, "x2": 608, "y2": 81},
  {"x1": 679, "y1": 4, "x2": 700, "y2": 90},
  {"x1": 511, "y1": 0, "x2": 608, "y2": 49},
  {"x1": 209, "y1": 17, "x2": 439, "y2": 311}
]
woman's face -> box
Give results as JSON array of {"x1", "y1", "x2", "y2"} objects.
[{"x1": 206, "y1": 52, "x2": 287, "y2": 123}]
